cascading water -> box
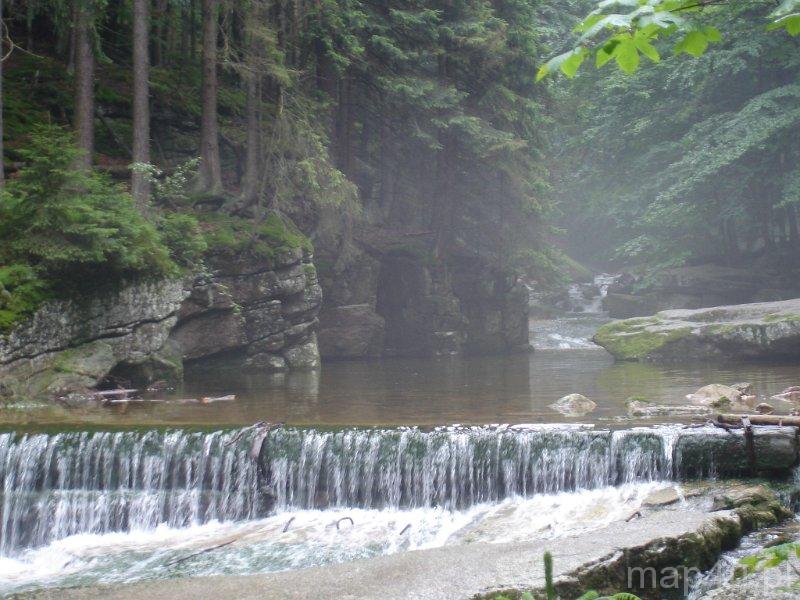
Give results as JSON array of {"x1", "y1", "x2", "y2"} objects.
[
  {"x1": 0, "y1": 425, "x2": 682, "y2": 556},
  {"x1": 263, "y1": 426, "x2": 668, "y2": 510},
  {"x1": 531, "y1": 273, "x2": 619, "y2": 349},
  {"x1": 0, "y1": 429, "x2": 263, "y2": 555}
]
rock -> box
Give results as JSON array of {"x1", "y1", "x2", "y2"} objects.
[
  {"x1": 626, "y1": 399, "x2": 711, "y2": 418},
  {"x1": 756, "y1": 403, "x2": 775, "y2": 415},
  {"x1": 782, "y1": 385, "x2": 800, "y2": 394},
  {"x1": 169, "y1": 309, "x2": 247, "y2": 360},
  {"x1": 317, "y1": 304, "x2": 385, "y2": 358},
  {"x1": 549, "y1": 393, "x2": 597, "y2": 417},
  {"x1": 0, "y1": 279, "x2": 188, "y2": 401},
  {"x1": 686, "y1": 384, "x2": 744, "y2": 408},
  {"x1": 642, "y1": 486, "x2": 681, "y2": 507},
  {"x1": 170, "y1": 254, "x2": 323, "y2": 372},
  {"x1": 602, "y1": 264, "x2": 800, "y2": 319},
  {"x1": 245, "y1": 353, "x2": 286, "y2": 372},
  {"x1": 593, "y1": 298, "x2": 800, "y2": 362},
  {"x1": 283, "y1": 334, "x2": 321, "y2": 369},
  {"x1": 603, "y1": 292, "x2": 659, "y2": 319},
  {"x1": 771, "y1": 391, "x2": 800, "y2": 403},
  {"x1": 731, "y1": 382, "x2": 754, "y2": 395}
]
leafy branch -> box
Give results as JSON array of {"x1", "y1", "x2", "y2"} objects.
[{"x1": 537, "y1": 0, "x2": 800, "y2": 80}]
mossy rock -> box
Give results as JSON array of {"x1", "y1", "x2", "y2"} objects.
[{"x1": 593, "y1": 318, "x2": 692, "y2": 361}]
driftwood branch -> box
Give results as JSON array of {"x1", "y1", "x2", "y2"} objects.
[{"x1": 165, "y1": 538, "x2": 239, "y2": 567}]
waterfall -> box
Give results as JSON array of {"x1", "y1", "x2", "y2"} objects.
[
  {"x1": 263, "y1": 426, "x2": 669, "y2": 510},
  {"x1": 0, "y1": 429, "x2": 262, "y2": 555},
  {"x1": 0, "y1": 425, "x2": 686, "y2": 555}
]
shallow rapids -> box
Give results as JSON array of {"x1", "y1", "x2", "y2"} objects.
[{"x1": 0, "y1": 481, "x2": 670, "y2": 594}]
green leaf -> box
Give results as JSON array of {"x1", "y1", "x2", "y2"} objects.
[
  {"x1": 561, "y1": 50, "x2": 588, "y2": 78},
  {"x1": 576, "y1": 592, "x2": 600, "y2": 600},
  {"x1": 615, "y1": 40, "x2": 640, "y2": 74},
  {"x1": 634, "y1": 38, "x2": 660, "y2": 62},
  {"x1": 674, "y1": 30, "x2": 708, "y2": 57},
  {"x1": 537, "y1": 48, "x2": 589, "y2": 80},
  {"x1": 702, "y1": 26, "x2": 722, "y2": 42},
  {"x1": 776, "y1": 14, "x2": 800, "y2": 35},
  {"x1": 596, "y1": 46, "x2": 615, "y2": 68}
]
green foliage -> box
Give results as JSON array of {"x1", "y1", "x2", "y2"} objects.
[
  {"x1": 0, "y1": 126, "x2": 175, "y2": 284},
  {"x1": 544, "y1": 551, "x2": 555, "y2": 600},
  {"x1": 0, "y1": 265, "x2": 51, "y2": 333},
  {"x1": 131, "y1": 159, "x2": 202, "y2": 208},
  {"x1": 158, "y1": 213, "x2": 208, "y2": 267},
  {"x1": 538, "y1": 0, "x2": 799, "y2": 79},
  {"x1": 199, "y1": 211, "x2": 311, "y2": 260},
  {"x1": 551, "y1": 4, "x2": 800, "y2": 270},
  {"x1": 738, "y1": 541, "x2": 800, "y2": 587}
]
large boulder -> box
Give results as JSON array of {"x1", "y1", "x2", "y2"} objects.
[
  {"x1": 317, "y1": 304, "x2": 385, "y2": 358},
  {"x1": 593, "y1": 298, "x2": 800, "y2": 362}
]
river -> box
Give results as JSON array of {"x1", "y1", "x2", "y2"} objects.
[{"x1": 2, "y1": 278, "x2": 800, "y2": 595}]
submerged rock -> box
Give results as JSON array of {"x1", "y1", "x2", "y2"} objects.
[
  {"x1": 593, "y1": 298, "x2": 800, "y2": 362},
  {"x1": 626, "y1": 398, "x2": 711, "y2": 418},
  {"x1": 687, "y1": 384, "x2": 744, "y2": 408},
  {"x1": 550, "y1": 393, "x2": 597, "y2": 417}
]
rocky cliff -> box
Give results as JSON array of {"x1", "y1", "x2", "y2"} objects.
[
  {"x1": 0, "y1": 248, "x2": 322, "y2": 401},
  {"x1": 314, "y1": 225, "x2": 530, "y2": 359},
  {"x1": 170, "y1": 247, "x2": 322, "y2": 372}
]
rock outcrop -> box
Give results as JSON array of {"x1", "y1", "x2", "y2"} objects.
[
  {"x1": 316, "y1": 304, "x2": 385, "y2": 358},
  {"x1": 169, "y1": 248, "x2": 322, "y2": 372},
  {"x1": 315, "y1": 224, "x2": 530, "y2": 358},
  {"x1": 0, "y1": 279, "x2": 188, "y2": 400},
  {"x1": 593, "y1": 298, "x2": 800, "y2": 362},
  {"x1": 0, "y1": 248, "x2": 323, "y2": 401}
]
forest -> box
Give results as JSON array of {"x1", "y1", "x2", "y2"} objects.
[{"x1": 1, "y1": 0, "x2": 797, "y2": 343}]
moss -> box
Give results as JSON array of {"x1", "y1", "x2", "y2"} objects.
[
  {"x1": 198, "y1": 211, "x2": 312, "y2": 261},
  {"x1": 594, "y1": 318, "x2": 691, "y2": 361},
  {"x1": 625, "y1": 396, "x2": 649, "y2": 409},
  {"x1": 763, "y1": 313, "x2": 800, "y2": 324}
]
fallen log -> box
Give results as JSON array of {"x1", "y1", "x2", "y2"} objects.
[{"x1": 716, "y1": 414, "x2": 800, "y2": 427}]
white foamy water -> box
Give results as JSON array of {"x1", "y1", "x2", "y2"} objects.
[{"x1": 0, "y1": 482, "x2": 671, "y2": 594}]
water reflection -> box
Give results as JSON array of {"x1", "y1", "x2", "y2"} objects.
[{"x1": 3, "y1": 348, "x2": 799, "y2": 429}]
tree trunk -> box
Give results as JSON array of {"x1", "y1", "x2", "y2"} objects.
[
  {"x1": 190, "y1": 0, "x2": 197, "y2": 62},
  {"x1": 198, "y1": 0, "x2": 223, "y2": 193},
  {"x1": 0, "y1": 0, "x2": 4, "y2": 189},
  {"x1": 788, "y1": 205, "x2": 799, "y2": 248},
  {"x1": 241, "y1": 63, "x2": 260, "y2": 204},
  {"x1": 74, "y1": 0, "x2": 95, "y2": 169},
  {"x1": 132, "y1": 0, "x2": 151, "y2": 207}
]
